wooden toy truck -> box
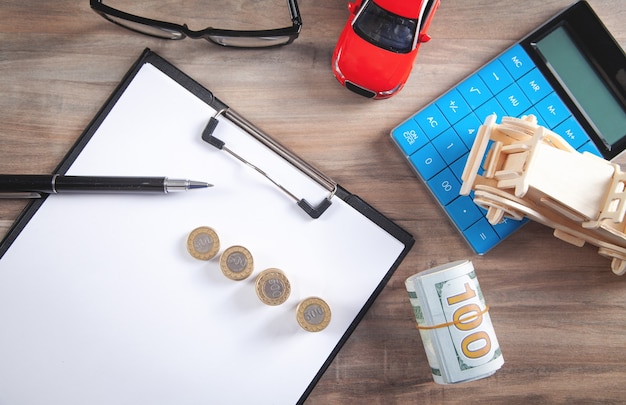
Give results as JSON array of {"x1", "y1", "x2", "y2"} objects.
[{"x1": 461, "y1": 114, "x2": 626, "y2": 275}]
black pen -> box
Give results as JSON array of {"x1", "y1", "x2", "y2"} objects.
[{"x1": 0, "y1": 174, "x2": 212, "y2": 198}]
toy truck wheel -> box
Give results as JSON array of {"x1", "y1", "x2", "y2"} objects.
[
  {"x1": 473, "y1": 188, "x2": 524, "y2": 224},
  {"x1": 598, "y1": 247, "x2": 626, "y2": 275}
]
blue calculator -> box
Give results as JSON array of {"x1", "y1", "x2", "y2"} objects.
[{"x1": 391, "y1": 0, "x2": 626, "y2": 254}]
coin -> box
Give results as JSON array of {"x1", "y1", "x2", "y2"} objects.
[
  {"x1": 255, "y1": 268, "x2": 291, "y2": 306},
  {"x1": 220, "y1": 245, "x2": 254, "y2": 280},
  {"x1": 296, "y1": 297, "x2": 331, "y2": 332},
  {"x1": 186, "y1": 226, "x2": 220, "y2": 260}
]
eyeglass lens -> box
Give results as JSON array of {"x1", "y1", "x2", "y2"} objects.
[
  {"x1": 207, "y1": 34, "x2": 294, "y2": 47},
  {"x1": 103, "y1": 14, "x2": 184, "y2": 39}
]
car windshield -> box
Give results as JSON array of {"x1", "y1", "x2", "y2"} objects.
[{"x1": 353, "y1": 0, "x2": 417, "y2": 54}]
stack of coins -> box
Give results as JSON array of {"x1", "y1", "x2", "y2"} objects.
[
  {"x1": 187, "y1": 226, "x2": 220, "y2": 260},
  {"x1": 220, "y1": 245, "x2": 254, "y2": 281},
  {"x1": 255, "y1": 268, "x2": 291, "y2": 306},
  {"x1": 185, "y1": 227, "x2": 331, "y2": 332},
  {"x1": 296, "y1": 297, "x2": 331, "y2": 332}
]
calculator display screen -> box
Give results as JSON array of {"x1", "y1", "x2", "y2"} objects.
[{"x1": 534, "y1": 25, "x2": 626, "y2": 148}]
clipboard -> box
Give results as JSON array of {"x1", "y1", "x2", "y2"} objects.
[{"x1": 0, "y1": 49, "x2": 413, "y2": 404}]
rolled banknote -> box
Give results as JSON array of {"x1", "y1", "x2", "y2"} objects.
[{"x1": 405, "y1": 260, "x2": 503, "y2": 384}]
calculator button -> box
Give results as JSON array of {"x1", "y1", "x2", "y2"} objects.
[
  {"x1": 415, "y1": 104, "x2": 449, "y2": 139},
  {"x1": 435, "y1": 89, "x2": 471, "y2": 125},
  {"x1": 519, "y1": 68, "x2": 553, "y2": 104},
  {"x1": 463, "y1": 219, "x2": 501, "y2": 254},
  {"x1": 492, "y1": 216, "x2": 526, "y2": 239},
  {"x1": 457, "y1": 75, "x2": 492, "y2": 109},
  {"x1": 475, "y1": 98, "x2": 507, "y2": 123},
  {"x1": 450, "y1": 152, "x2": 470, "y2": 181},
  {"x1": 479, "y1": 59, "x2": 513, "y2": 95},
  {"x1": 431, "y1": 127, "x2": 468, "y2": 165},
  {"x1": 392, "y1": 120, "x2": 429, "y2": 156},
  {"x1": 454, "y1": 112, "x2": 482, "y2": 149},
  {"x1": 535, "y1": 92, "x2": 571, "y2": 128},
  {"x1": 409, "y1": 143, "x2": 446, "y2": 180},
  {"x1": 427, "y1": 168, "x2": 461, "y2": 206},
  {"x1": 496, "y1": 83, "x2": 532, "y2": 117},
  {"x1": 447, "y1": 195, "x2": 483, "y2": 231},
  {"x1": 577, "y1": 140, "x2": 602, "y2": 157},
  {"x1": 553, "y1": 116, "x2": 590, "y2": 150},
  {"x1": 499, "y1": 45, "x2": 535, "y2": 80},
  {"x1": 522, "y1": 107, "x2": 548, "y2": 128}
]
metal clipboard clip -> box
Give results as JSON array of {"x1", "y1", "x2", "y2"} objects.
[{"x1": 201, "y1": 108, "x2": 337, "y2": 219}]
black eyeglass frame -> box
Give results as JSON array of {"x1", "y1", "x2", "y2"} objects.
[{"x1": 89, "y1": 0, "x2": 302, "y2": 47}]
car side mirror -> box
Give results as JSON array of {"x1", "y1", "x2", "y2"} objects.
[
  {"x1": 418, "y1": 33, "x2": 432, "y2": 43},
  {"x1": 348, "y1": 2, "x2": 359, "y2": 14}
]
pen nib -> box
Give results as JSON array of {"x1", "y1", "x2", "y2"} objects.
[
  {"x1": 188, "y1": 181, "x2": 212, "y2": 189},
  {"x1": 164, "y1": 179, "x2": 213, "y2": 192}
]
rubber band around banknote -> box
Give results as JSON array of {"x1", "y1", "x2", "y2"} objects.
[{"x1": 415, "y1": 305, "x2": 490, "y2": 330}]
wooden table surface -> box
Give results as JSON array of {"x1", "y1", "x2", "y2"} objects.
[{"x1": 2, "y1": 0, "x2": 626, "y2": 403}]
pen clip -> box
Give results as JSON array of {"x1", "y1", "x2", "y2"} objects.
[{"x1": 0, "y1": 192, "x2": 43, "y2": 199}]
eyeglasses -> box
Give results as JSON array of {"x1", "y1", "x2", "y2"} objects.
[{"x1": 89, "y1": 0, "x2": 302, "y2": 48}]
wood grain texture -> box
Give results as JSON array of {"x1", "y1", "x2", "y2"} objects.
[{"x1": 1, "y1": 1, "x2": 625, "y2": 403}]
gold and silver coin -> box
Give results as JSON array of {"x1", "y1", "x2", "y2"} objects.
[
  {"x1": 296, "y1": 297, "x2": 331, "y2": 332},
  {"x1": 220, "y1": 245, "x2": 254, "y2": 280},
  {"x1": 255, "y1": 268, "x2": 291, "y2": 306},
  {"x1": 186, "y1": 226, "x2": 220, "y2": 260}
]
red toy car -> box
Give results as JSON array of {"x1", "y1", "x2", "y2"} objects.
[{"x1": 332, "y1": 0, "x2": 440, "y2": 99}]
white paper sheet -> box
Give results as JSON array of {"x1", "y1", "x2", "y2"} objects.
[{"x1": 0, "y1": 62, "x2": 407, "y2": 404}]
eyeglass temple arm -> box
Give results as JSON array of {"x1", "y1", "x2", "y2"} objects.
[{"x1": 288, "y1": 0, "x2": 303, "y2": 26}]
